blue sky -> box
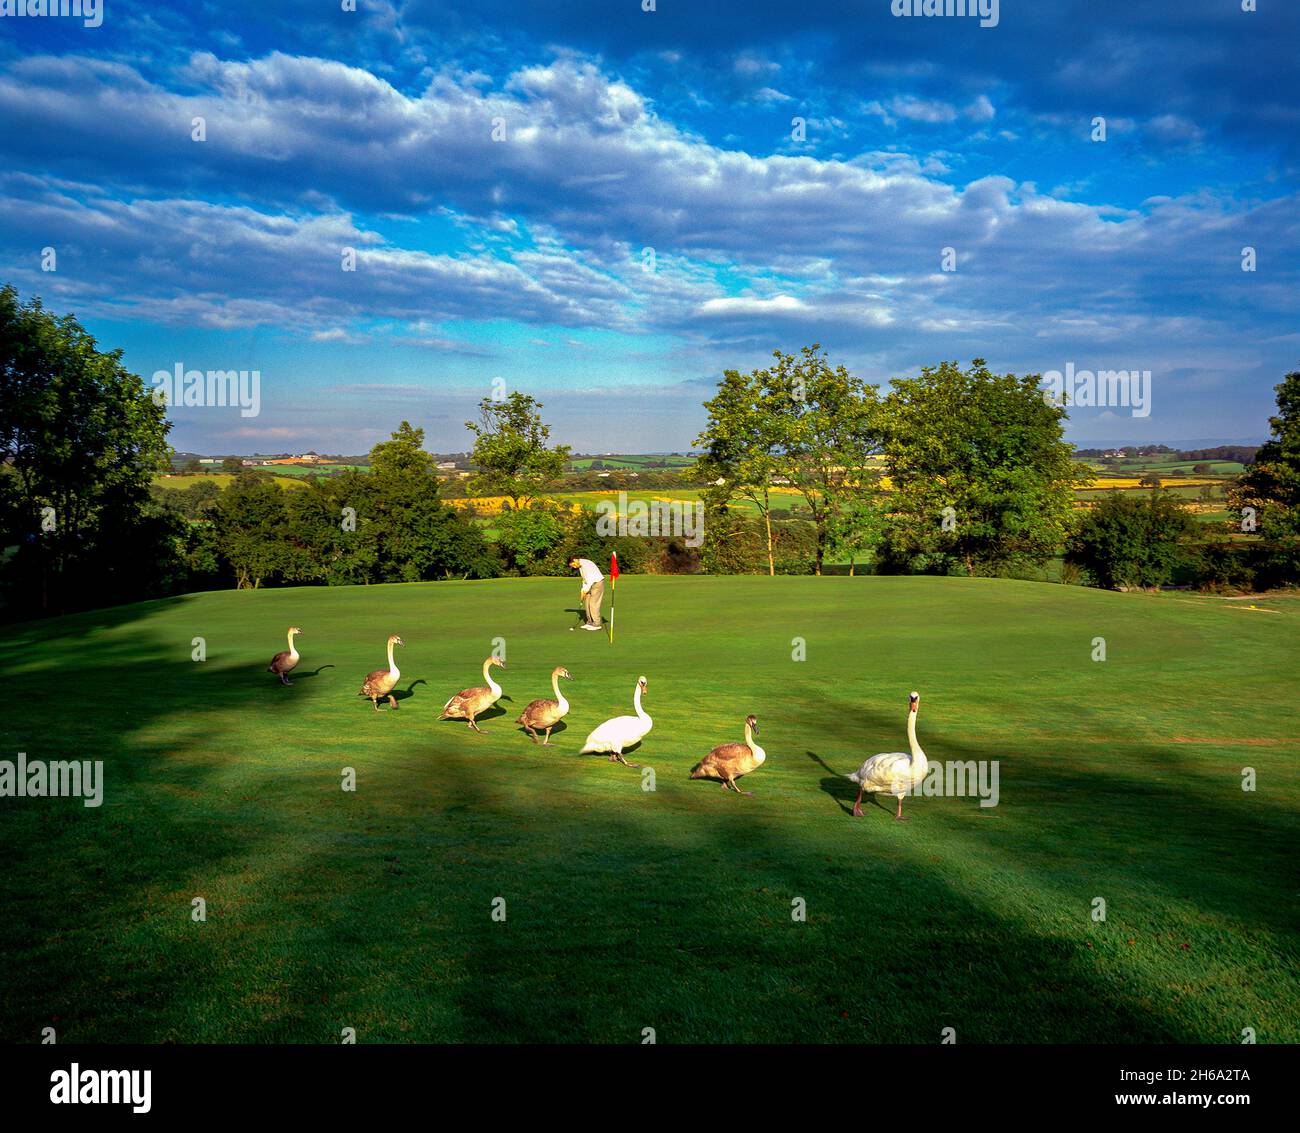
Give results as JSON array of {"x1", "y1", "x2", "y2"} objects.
[{"x1": 2, "y1": 0, "x2": 1297, "y2": 454}]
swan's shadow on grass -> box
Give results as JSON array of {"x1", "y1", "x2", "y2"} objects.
[
  {"x1": 438, "y1": 699, "x2": 511, "y2": 727},
  {"x1": 805, "y1": 749, "x2": 889, "y2": 816},
  {"x1": 390, "y1": 678, "x2": 427, "y2": 705},
  {"x1": 269, "y1": 664, "x2": 334, "y2": 687}
]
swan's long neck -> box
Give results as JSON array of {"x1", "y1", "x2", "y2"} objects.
[
  {"x1": 634, "y1": 684, "x2": 649, "y2": 722},
  {"x1": 287, "y1": 630, "x2": 298, "y2": 658},
  {"x1": 484, "y1": 659, "x2": 501, "y2": 697},
  {"x1": 907, "y1": 708, "x2": 925, "y2": 764},
  {"x1": 744, "y1": 720, "x2": 766, "y2": 763},
  {"x1": 387, "y1": 641, "x2": 399, "y2": 678},
  {"x1": 552, "y1": 672, "x2": 568, "y2": 713}
]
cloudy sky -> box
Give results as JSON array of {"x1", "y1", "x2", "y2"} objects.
[{"x1": 2, "y1": 1, "x2": 1297, "y2": 454}]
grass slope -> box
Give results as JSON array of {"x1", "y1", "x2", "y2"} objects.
[{"x1": 1, "y1": 577, "x2": 1297, "y2": 1043}]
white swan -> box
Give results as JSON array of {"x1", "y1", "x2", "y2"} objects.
[
  {"x1": 581, "y1": 676, "x2": 651, "y2": 767},
  {"x1": 848, "y1": 691, "x2": 928, "y2": 820}
]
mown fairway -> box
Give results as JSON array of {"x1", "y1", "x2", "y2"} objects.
[{"x1": 1, "y1": 577, "x2": 1297, "y2": 1043}]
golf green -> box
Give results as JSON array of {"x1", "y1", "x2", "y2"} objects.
[{"x1": 1, "y1": 576, "x2": 1296, "y2": 1042}]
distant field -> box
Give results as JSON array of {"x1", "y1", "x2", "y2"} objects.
[
  {"x1": 569, "y1": 454, "x2": 696, "y2": 470},
  {"x1": 252, "y1": 463, "x2": 368, "y2": 477},
  {"x1": 1087, "y1": 460, "x2": 1246, "y2": 476},
  {"x1": 155, "y1": 474, "x2": 308, "y2": 491}
]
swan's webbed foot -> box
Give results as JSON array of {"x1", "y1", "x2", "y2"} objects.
[
  {"x1": 388, "y1": 695, "x2": 398, "y2": 710},
  {"x1": 851, "y1": 804, "x2": 864, "y2": 817}
]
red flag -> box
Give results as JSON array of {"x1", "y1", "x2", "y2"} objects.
[{"x1": 609, "y1": 551, "x2": 619, "y2": 581}]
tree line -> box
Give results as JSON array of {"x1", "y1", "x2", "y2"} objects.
[{"x1": 2, "y1": 283, "x2": 1298, "y2": 618}]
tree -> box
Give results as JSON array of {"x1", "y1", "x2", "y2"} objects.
[
  {"x1": 363, "y1": 422, "x2": 497, "y2": 582},
  {"x1": 828, "y1": 493, "x2": 889, "y2": 576},
  {"x1": 465, "y1": 392, "x2": 570, "y2": 508},
  {"x1": 695, "y1": 367, "x2": 785, "y2": 574},
  {"x1": 1229, "y1": 370, "x2": 1300, "y2": 584},
  {"x1": 699, "y1": 345, "x2": 880, "y2": 575},
  {"x1": 213, "y1": 472, "x2": 289, "y2": 589},
  {"x1": 496, "y1": 506, "x2": 565, "y2": 575},
  {"x1": 221, "y1": 456, "x2": 244, "y2": 473},
  {"x1": 1139, "y1": 472, "x2": 1163, "y2": 489},
  {"x1": 0, "y1": 284, "x2": 177, "y2": 615},
  {"x1": 1066, "y1": 492, "x2": 1197, "y2": 590},
  {"x1": 879, "y1": 359, "x2": 1088, "y2": 575}
]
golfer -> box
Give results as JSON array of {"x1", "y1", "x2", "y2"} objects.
[{"x1": 569, "y1": 556, "x2": 605, "y2": 631}]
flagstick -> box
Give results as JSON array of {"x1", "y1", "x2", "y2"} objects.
[{"x1": 608, "y1": 575, "x2": 616, "y2": 644}]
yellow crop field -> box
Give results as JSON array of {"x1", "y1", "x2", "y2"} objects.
[
  {"x1": 1080, "y1": 477, "x2": 1220, "y2": 489},
  {"x1": 446, "y1": 496, "x2": 583, "y2": 517}
]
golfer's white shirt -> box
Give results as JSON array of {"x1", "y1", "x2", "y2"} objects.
[{"x1": 576, "y1": 558, "x2": 603, "y2": 594}]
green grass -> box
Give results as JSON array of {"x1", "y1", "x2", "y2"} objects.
[
  {"x1": 1, "y1": 577, "x2": 1297, "y2": 1043},
  {"x1": 1086, "y1": 459, "x2": 1245, "y2": 476}
]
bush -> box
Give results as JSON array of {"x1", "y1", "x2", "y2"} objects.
[
  {"x1": 1193, "y1": 543, "x2": 1258, "y2": 594},
  {"x1": 495, "y1": 506, "x2": 566, "y2": 575},
  {"x1": 1066, "y1": 492, "x2": 1197, "y2": 590}
]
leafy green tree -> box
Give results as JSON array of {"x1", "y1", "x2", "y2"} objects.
[
  {"x1": 696, "y1": 367, "x2": 785, "y2": 575},
  {"x1": 1229, "y1": 370, "x2": 1300, "y2": 584},
  {"x1": 213, "y1": 472, "x2": 289, "y2": 589},
  {"x1": 879, "y1": 359, "x2": 1088, "y2": 575},
  {"x1": 298, "y1": 469, "x2": 382, "y2": 585},
  {"x1": 465, "y1": 392, "x2": 570, "y2": 508},
  {"x1": 700, "y1": 345, "x2": 879, "y2": 575},
  {"x1": 828, "y1": 493, "x2": 889, "y2": 576},
  {"x1": 173, "y1": 479, "x2": 221, "y2": 520},
  {"x1": 1066, "y1": 492, "x2": 1197, "y2": 590},
  {"x1": 496, "y1": 506, "x2": 565, "y2": 575},
  {"x1": 0, "y1": 284, "x2": 177, "y2": 615},
  {"x1": 221, "y1": 456, "x2": 244, "y2": 473},
  {"x1": 363, "y1": 422, "x2": 495, "y2": 581},
  {"x1": 767, "y1": 346, "x2": 880, "y2": 574}
]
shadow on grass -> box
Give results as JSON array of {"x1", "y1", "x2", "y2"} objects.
[{"x1": 391, "y1": 678, "x2": 427, "y2": 705}]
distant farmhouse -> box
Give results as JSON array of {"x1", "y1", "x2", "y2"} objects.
[{"x1": 265, "y1": 452, "x2": 325, "y2": 466}]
